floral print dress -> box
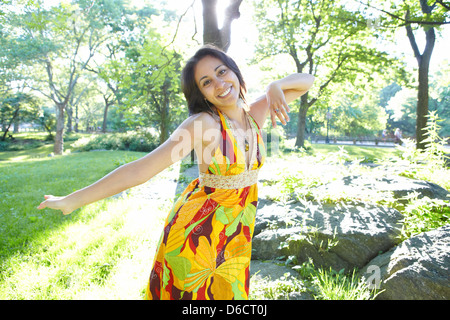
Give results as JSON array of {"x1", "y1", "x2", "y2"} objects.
[{"x1": 146, "y1": 109, "x2": 266, "y2": 300}]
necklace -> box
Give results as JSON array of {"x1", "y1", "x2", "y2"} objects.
[
  {"x1": 243, "y1": 114, "x2": 249, "y2": 152},
  {"x1": 238, "y1": 111, "x2": 250, "y2": 153},
  {"x1": 223, "y1": 110, "x2": 250, "y2": 153}
]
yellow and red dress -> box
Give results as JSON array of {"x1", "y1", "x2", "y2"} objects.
[{"x1": 146, "y1": 109, "x2": 265, "y2": 300}]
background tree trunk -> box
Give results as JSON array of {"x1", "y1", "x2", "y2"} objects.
[
  {"x1": 201, "y1": 0, "x2": 243, "y2": 52},
  {"x1": 405, "y1": 4, "x2": 436, "y2": 149},
  {"x1": 54, "y1": 103, "x2": 65, "y2": 155},
  {"x1": 295, "y1": 94, "x2": 309, "y2": 148}
]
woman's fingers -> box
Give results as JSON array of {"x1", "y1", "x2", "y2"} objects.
[
  {"x1": 37, "y1": 195, "x2": 72, "y2": 215},
  {"x1": 270, "y1": 108, "x2": 278, "y2": 127},
  {"x1": 266, "y1": 85, "x2": 290, "y2": 127},
  {"x1": 37, "y1": 195, "x2": 51, "y2": 210},
  {"x1": 271, "y1": 102, "x2": 290, "y2": 127}
]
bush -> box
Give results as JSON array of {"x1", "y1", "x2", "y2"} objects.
[
  {"x1": 0, "y1": 139, "x2": 45, "y2": 151},
  {"x1": 71, "y1": 132, "x2": 158, "y2": 153}
]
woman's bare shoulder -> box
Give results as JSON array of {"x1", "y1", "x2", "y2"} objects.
[{"x1": 185, "y1": 111, "x2": 220, "y2": 130}]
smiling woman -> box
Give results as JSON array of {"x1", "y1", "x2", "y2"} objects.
[{"x1": 37, "y1": 45, "x2": 314, "y2": 300}]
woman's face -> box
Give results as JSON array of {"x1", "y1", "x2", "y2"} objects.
[{"x1": 194, "y1": 55, "x2": 241, "y2": 110}]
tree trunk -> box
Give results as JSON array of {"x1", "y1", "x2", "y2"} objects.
[
  {"x1": 54, "y1": 103, "x2": 65, "y2": 155},
  {"x1": 102, "y1": 95, "x2": 113, "y2": 134},
  {"x1": 405, "y1": 4, "x2": 436, "y2": 150},
  {"x1": 1, "y1": 108, "x2": 19, "y2": 141},
  {"x1": 75, "y1": 104, "x2": 79, "y2": 133},
  {"x1": 202, "y1": 0, "x2": 221, "y2": 48},
  {"x1": 102, "y1": 104, "x2": 109, "y2": 133},
  {"x1": 295, "y1": 94, "x2": 309, "y2": 148},
  {"x1": 416, "y1": 48, "x2": 432, "y2": 149},
  {"x1": 202, "y1": 0, "x2": 243, "y2": 52},
  {"x1": 66, "y1": 106, "x2": 73, "y2": 133},
  {"x1": 159, "y1": 82, "x2": 170, "y2": 144},
  {"x1": 13, "y1": 114, "x2": 19, "y2": 133}
]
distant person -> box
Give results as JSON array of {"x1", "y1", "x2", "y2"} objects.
[
  {"x1": 37, "y1": 45, "x2": 315, "y2": 300},
  {"x1": 382, "y1": 129, "x2": 387, "y2": 142},
  {"x1": 394, "y1": 128, "x2": 403, "y2": 145}
]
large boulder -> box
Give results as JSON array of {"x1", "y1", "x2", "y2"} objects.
[
  {"x1": 252, "y1": 199, "x2": 404, "y2": 272},
  {"x1": 360, "y1": 224, "x2": 450, "y2": 300},
  {"x1": 314, "y1": 174, "x2": 449, "y2": 202}
]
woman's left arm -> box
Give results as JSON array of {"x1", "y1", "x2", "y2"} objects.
[{"x1": 249, "y1": 73, "x2": 315, "y2": 128}]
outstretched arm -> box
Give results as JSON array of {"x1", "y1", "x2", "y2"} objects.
[
  {"x1": 38, "y1": 117, "x2": 198, "y2": 215},
  {"x1": 249, "y1": 73, "x2": 315, "y2": 128}
]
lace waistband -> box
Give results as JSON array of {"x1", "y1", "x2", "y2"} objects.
[{"x1": 199, "y1": 169, "x2": 260, "y2": 189}]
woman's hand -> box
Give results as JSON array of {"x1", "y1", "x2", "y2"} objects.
[
  {"x1": 249, "y1": 73, "x2": 314, "y2": 129},
  {"x1": 266, "y1": 81, "x2": 290, "y2": 128},
  {"x1": 37, "y1": 195, "x2": 75, "y2": 215}
]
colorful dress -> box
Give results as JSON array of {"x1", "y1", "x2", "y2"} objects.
[{"x1": 146, "y1": 109, "x2": 266, "y2": 300}]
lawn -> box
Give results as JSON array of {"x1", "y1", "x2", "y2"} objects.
[
  {"x1": 0, "y1": 149, "x2": 176, "y2": 299},
  {"x1": 0, "y1": 132, "x2": 90, "y2": 162},
  {"x1": 282, "y1": 137, "x2": 400, "y2": 162}
]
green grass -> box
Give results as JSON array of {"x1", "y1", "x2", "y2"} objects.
[
  {"x1": 0, "y1": 150, "x2": 172, "y2": 299},
  {"x1": 282, "y1": 138, "x2": 400, "y2": 163},
  {"x1": 310, "y1": 143, "x2": 399, "y2": 162},
  {"x1": 249, "y1": 260, "x2": 380, "y2": 300},
  {"x1": 0, "y1": 132, "x2": 90, "y2": 162}
]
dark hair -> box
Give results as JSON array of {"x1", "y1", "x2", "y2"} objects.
[{"x1": 181, "y1": 45, "x2": 247, "y2": 116}]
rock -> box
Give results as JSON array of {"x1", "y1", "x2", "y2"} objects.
[
  {"x1": 360, "y1": 224, "x2": 450, "y2": 300},
  {"x1": 315, "y1": 174, "x2": 450, "y2": 202},
  {"x1": 252, "y1": 199, "x2": 403, "y2": 272},
  {"x1": 250, "y1": 260, "x2": 297, "y2": 280},
  {"x1": 249, "y1": 260, "x2": 313, "y2": 300}
]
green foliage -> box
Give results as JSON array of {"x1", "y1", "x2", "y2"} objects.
[
  {"x1": 383, "y1": 67, "x2": 450, "y2": 137},
  {"x1": 366, "y1": 0, "x2": 450, "y2": 29},
  {"x1": 1, "y1": 92, "x2": 40, "y2": 140},
  {"x1": 71, "y1": 132, "x2": 158, "y2": 152},
  {"x1": 390, "y1": 111, "x2": 450, "y2": 189},
  {"x1": 252, "y1": 0, "x2": 403, "y2": 147},
  {"x1": 101, "y1": 26, "x2": 185, "y2": 142},
  {"x1": 397, "y1": 193, "x2": 449, "y2": 240},
  {"x1": 250, "y1": 259, "x2": 380, "y2": 300},
  {"x1": 311, "y1": 266, "x2": 378, "y2": 300},
  {"x1": 324, "y1": 90, "x2": 388, "y2": 137}
]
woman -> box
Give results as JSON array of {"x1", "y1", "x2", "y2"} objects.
[{"x1": 38, "y1": 45, "x2": 314, "y2": 299}]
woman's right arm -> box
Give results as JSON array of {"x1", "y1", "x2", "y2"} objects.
[{"x1": 38, "y1": 116, "x2": 200, "y2": 215}]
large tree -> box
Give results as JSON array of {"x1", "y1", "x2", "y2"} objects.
[
  {"x1": 357, "y1": 0, "x2": 450, "y2": 149},
  {"x1": 116, "y1": 29, "x2": 184, "y2": 143},
  {"x1": 254, "y1": 0, "x2": 395, "y2": 148}
]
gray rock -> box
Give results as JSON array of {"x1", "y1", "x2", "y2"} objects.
[
  {"x1": 253, "y1": 199, "x2": 403, "y2": 272},
  {"x1": 250, "y1": 260, "x2": 297, "y2": 280},
  {"x1": 315, "y1": 174, "x2": 449, "y2": 202},
  {"x1": 360, "y1": 224, "x2": 450, "y2": 300},
  {"x1": 249, "y1": 260, "x2": 312, "y2": 300}
]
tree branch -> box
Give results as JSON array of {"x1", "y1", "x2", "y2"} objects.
[
  {"x1": 355, "y1": 0, "x2": 449, "y2": 25},
  {"x1": 436, "y1": 0, "x2": 450, "y2": 11}
]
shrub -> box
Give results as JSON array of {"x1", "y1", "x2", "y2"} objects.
[
  {"x1": 71, "y1": 132, "x2": 158, "y2": 153},
  {"x1": 397, "y1": 192, "x2": 450, "y2": 240}
]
